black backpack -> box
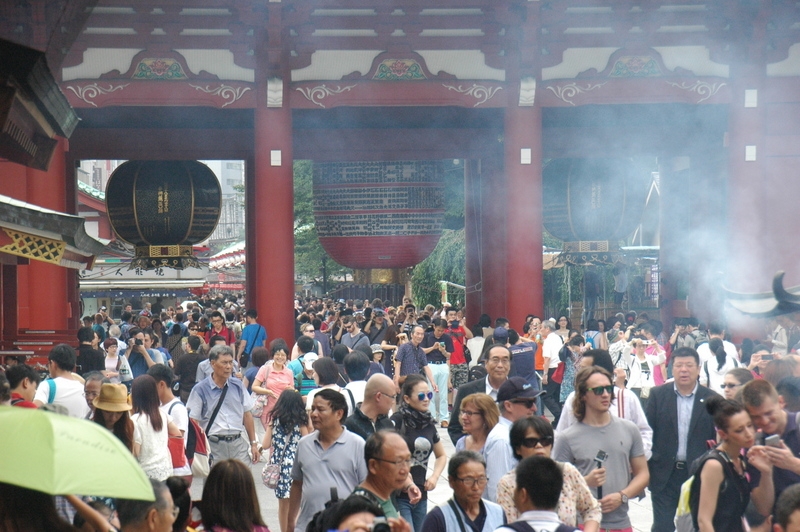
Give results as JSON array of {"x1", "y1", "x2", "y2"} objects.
[{"x1": 468, "y1": 363, "x2": 487, "y2": 382}]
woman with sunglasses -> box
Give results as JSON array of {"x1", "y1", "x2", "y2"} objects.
[
  {"x1": 496, "y1": 416, "x2": 601, "y2": 532},
  {"x1": 722, "y1": 368, "x2": 754, "y2": 400},
  {"x1": 390, "y1": 374, "x2": 447, "y2": 532},
  {"x1": 454, "y1": 393, "x2": 499, "y2": 453}
]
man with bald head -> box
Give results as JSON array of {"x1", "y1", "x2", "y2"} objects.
[{"x1": 345, "y1": 373, "x2": 397, "y2": 440}]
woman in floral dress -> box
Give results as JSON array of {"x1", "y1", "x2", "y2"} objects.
[
  {"x1": 260, "y1": 389, "x2": 308, "y2": 532},
  {"x1": 560, "y1": 335, "x2": 586, "y2": 404}
]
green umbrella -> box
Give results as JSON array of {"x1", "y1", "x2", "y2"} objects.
[{"x1": 0, "y1": 407, "x2": 154, "y2": 500}]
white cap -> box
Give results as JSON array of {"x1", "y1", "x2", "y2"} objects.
[{"x1": 303, "y1": 352, "x2": 319, "y2": 371}]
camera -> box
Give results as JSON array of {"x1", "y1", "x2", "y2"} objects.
[
  {"x1": 135, "y1": 339, "x2": 144, "y2": 346},
  {"x1": 369, "y1": 517, "x2": 391, "y2": 532}
]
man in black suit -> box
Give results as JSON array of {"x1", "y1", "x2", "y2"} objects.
[
  {"x1": 448, "y1": 344, "x2": 511, "y2": 444},
  {"x1": 645, "y1": 347, "x2": 719, "y2": 532}
]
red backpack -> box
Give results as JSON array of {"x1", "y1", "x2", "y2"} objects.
[{"x1": 185, "y1": 417, "x2": 210, "y2": 478}]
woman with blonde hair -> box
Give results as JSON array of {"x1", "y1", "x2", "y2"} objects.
[{"x1": 454, "y1": 393, "x2": 499, "y2": 453}]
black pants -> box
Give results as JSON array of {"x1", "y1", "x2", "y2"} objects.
[
  {"x1": 651, "y1": 466, "x2": 690, "y2": 532},
  {"x1": 543, "y1": 367, "x2": 562, "y2": 424}
]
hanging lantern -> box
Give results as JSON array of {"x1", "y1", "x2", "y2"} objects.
[
  {"x1": 312, "y1": 161, "x2": 445, "y2": 279},
  {"x1": 106, "y1": 160, "x2": 221, "y2": 270}
]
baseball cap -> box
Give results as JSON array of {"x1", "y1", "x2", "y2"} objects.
[
  {"x1": 303, "y1": 352, "x2": 319, "y2": 371},
  {"x1": 494, "y1": 327, "x2": 509, "y2": 341},
  {"x1": 370, "y1": 344, "x2": 383, "y2": 354},
  {"x1": 497, "y1": 376, "x2": 545, "y2": 403}
]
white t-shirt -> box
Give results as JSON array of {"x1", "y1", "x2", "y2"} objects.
[
  {"x1": 132, "y1": 410, "x2": 173, "y2": 481},
  {"x1": 696, "y1": 340, "x2": 738, "y2": 364},
  {"x1": 34, "y1": 377, "x2": 90, "y2": 419},
  {"x1": 344, "y1": 380, "x2": 367, "y2": 406},
  {"x1": 161, "y1": 398, "x2": 191, "y2": 477},
  {"x1": 306, "y1": 384, "x2": 356, "y2": 417}
]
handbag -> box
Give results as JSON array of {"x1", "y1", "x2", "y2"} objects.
[
  {"x1": 551, "y1": 362, "x2": 565, "y2": 384},
  {"x1": 251, "y1": 365, "x2": 272, "y2": 418},
  {"x1": 262, "y1": 463, "x2": 280, "y2": 489},
  {"x1": 261, "y1": 424, "x2": 287, "y2": 490}
]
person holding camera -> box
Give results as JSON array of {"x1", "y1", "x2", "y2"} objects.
[
  {"x1": 127, "y1": 327, "x2": 164, "y2": 379},
  {"x1": 625, "y1": 338, "x2": 663, "y2": 410},
  {"x1": 308, "y1": 494, "x2": 411, "y2": 532}
]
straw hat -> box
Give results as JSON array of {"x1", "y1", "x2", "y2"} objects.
[{"x1": 93, "y1": 383, "x2": 132, "y2": 412}]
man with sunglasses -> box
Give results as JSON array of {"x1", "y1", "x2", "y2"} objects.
[
  {"x1": 484, "y1": 375, "x2": 545, "y2": 502},
  {"x1": 553, "y1": 366, "x2": 649, "y2": 532}
]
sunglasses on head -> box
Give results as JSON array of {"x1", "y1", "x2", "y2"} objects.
[
  {"x1": 522, "y1": 436, "x2": 554, "y2": 448},
  {"x1": 416, "y1": 391, "x2": 434, "y2": 401},
  {"x1": 587, "y1": 385, "x2": 614, "y2": 396}
]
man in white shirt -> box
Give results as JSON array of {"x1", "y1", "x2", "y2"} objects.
[
  {"x1": 33, "y1": 344, "x2": 90, "y2": 418},
  {"x1": 484, "y1": 374, "x2": 543, "y2": 502},
  {"x1": 540, "y1": 320, "x2": 564, "y2": 425},
  {"x1": 343, "y1": 351, "x2": 370, "y2": 405},
  {"x1": 147, "y1": 364, "x2": 192, "y2": 480},
  {"x1": 495, "y1": 455, "x2": 579, "y2": 532},
  {"x1": 695, "y1": 321, "x2": 738, "y2": 363}
]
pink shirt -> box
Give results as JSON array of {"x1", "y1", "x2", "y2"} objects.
[{"x1": 255, "y1": 363, "x2": 295, "y2": 419}]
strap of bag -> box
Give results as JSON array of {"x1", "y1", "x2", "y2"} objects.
[
  {"x1": 206, "y1": 383, "x2": 229, "y2": 435},
  {"x1": 47, "y1": 378, "x2": 56, "y2": 404},
  {"x1": 704, "y1": 360, "x2": 710, "y2": 386},
  {"x1": 447, "y1": 499, "x2": 470, "y2": 532}
]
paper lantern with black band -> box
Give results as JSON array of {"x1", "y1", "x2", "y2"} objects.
[
  {"x1": 312, "y1": 161, "x2": 445, "y2": 273},
  {"x1": 106, "y1": 160, "x2": 221, "y2": 270}
]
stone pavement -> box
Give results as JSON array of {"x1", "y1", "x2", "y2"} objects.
[{"x1": 193, "y1": 425, "x2": 654, "y2": 532}]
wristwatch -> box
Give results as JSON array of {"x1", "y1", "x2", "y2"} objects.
[
  {"x1": 619, "y1": 492, "x2": 629, "y2": 504},
  {"x1": 251, "y1": 440, "x2": 259, "y2": 445}
]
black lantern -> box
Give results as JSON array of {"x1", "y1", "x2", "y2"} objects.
[{"x1": 106, "y1": 160, "x2": 221, "y2": 270}]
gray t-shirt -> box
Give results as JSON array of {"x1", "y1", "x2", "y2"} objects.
[
  {"x1": 291, "y1": 428, "x2": 368, "y2": 532},
  {"x1": 552, "y1": 416, "x2": 644, "y2": 529}
]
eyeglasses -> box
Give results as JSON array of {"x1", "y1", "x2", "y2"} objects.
[
  {"x1": 460, "y1": 410, "x2": 482, "y2": 417},
  {"x1": 510, "y1": 399, "x2": 537, "y2": 408},
  {"x1": 522, "y1": 436, "x2": 554, "y2": 448},
  {"x1": 455, "y1": 476, "x2": 489, "y2": 487},
  {"x1": 488, "y1": 357, "x2": 510, "y2": 365},
  {"x1": 416, "y1": 391, "x2": 434, "y2": 401},
  {"x1": 380, "y1": 392, "x2": 397, "y2": 401},
  {"x1": 375, "y1": 457, "x2": 413, "y2": 468},
  {"x1": 722, "y1": 383, "x2": 741, "y2": 389},
  {"x1": 587, "y1": 385, "x2": 614, "y2": 396}
]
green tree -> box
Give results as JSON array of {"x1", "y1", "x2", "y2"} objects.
[{"x1": 411, "y1": 228, "x2": 466, "y2": 307}]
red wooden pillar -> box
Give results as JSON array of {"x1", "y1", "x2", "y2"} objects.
[
  {"x1": 726, "y1": 65, "x2": 769, "y2": 293},
  {"x1": 505, "y1": 104, "x2": 543, "y2": 328},
  {"x1": 479, "y1": 154, "x2": 507, "y2": 323},
  {"x1": 253, "y1": 76, "x2": 295, "y2": 343},
  {"x1": 1, "y1": 263, "x2": 18, "y2": 348},
  {"x1": 24, "y1": 138, "x2": 69, "y2": 330},
  {"x1": 464, "y1": 159, "x2": 482, "y2": 325},
  {"x1": 245, "y1": 154, "x2": 258, "y2": 304}
]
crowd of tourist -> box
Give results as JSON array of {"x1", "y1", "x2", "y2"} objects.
[{"x1": 7, "y1": 294, "x2": 800, "y2": 532}]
